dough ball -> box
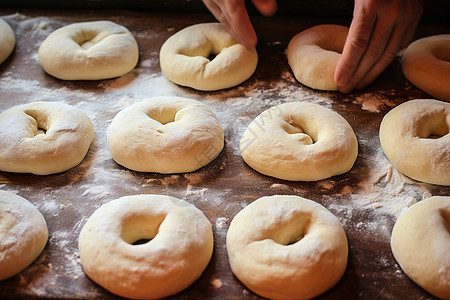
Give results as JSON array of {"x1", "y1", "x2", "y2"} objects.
[
  {"x1": 159, "y1": 22, "x2": 258, "y2": 91},
  {"x1": 401, "y1": 34, "x2": 450, "y2": 101},
  {"x1": 0, "y1": 191, "x2": 48, "y2": 281},
  {"x1": 38, "y1": 20, "x2": 139, "y2": 80},
  {"x1": 379, "y1": 99, "x2": 450, "y2": 186},
  {"x1": 79, "y1": 194, "x2": 214, "y2": 299},
  {"x1": 107, "y1": 96, "x2": 224, "y2": 173},
  {"x1": 0, "y1": 18, "x2": 15, "y2": 64},
  {"x1": 0, "y1": 101, "x2": 95, "y2": 175},
  {"x1": 226, "y1": 195, "x2": 348, "y2": 299},
  {"x1": 287, "y1": 24, "x2": 348, "y2": 91},
  {"x1": 391, "y1": 196, "x2": 450, "y2": 299},
  {"x1": 240, "y1": 102, "x2": 358, "y2": 181}
]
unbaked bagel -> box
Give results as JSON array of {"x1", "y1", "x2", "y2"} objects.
[
  {"x1": 79, "y1": 194, "x2": 213, "y2": 299},
  {"x1": 240, "y1": 102, "x2": 358, "y2": 181},
  {"x1": 38, "y1": 20, "x2": 139, "y2": 80},
  {"x1": 159, "y1": 22, "x2": 258, "y2": 91},
  {"x1": 226, "y1": 195, "x2": 348, "y2": 299},
  {"x1": 0, "y1": 191, "x2": 48, "y2": 281},
  {"x1": 391, "y1": 196, "x2": 450, "y2": 299},
  {"x1": 0, "y1": 18, "x2": 15, "y2": 64},
  {"x1": 379, "y1": 99, "x2": 450, "y2": 186},
  {"x1": 107, "y1": 96, "x2": 224, "y2": 173},
  {"x1": 0, "y1": 101, "x2": 95, "y2": 175},
  {"x1": 287, "y1": 24, "x2": 348, "y2": 91},
  {"x1": 401, "y1": 34, "x2": 450, "y2": 101}
]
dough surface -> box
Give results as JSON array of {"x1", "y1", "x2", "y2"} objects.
[
  {"x1": 159, "y1": 22, "x2": 258, "y2": 91},
  {"x1": 379, "y1": 99, "x2": 450, "y2": 186},
  {"x1": 287, "y1": 24, "x2": 348, "y2": 91},
  {"x1": 401, "y1": 34, "x2": 450, "y2": 101},
  {"x1": 226, "y1": 195, "x2": 348, "y2": 299},
  {"x1": 0, "y1": 191, "x2": 48, "y2": 281},
  {"x1": 0, "y1": 101, "x2": 95, "y2": 175},
  {"x1": 107, "y1": 96, "x2": 224, "y2": 173},
  {"x1": 391, "y1": 196, "x2": 450, "y2": 299},
  {"x1": 39, "y1": 20, "x2": 139, "y2": 80},
  {"x1": 0, "y1": 18, "x2": 15, "y2": 64},
  {"x1": 240, "y1": 102, "x2": 358, "y2": 181},
  {"x1": 79, "y1": 194, "x2": 213, "y2": 299}
]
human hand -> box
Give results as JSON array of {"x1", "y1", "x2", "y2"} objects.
[
  {"x1": 202, "y1": 0, "x2": 278, "y2": 48},
  {"x1": 334, "y1": 0, "x2": 423, "y2": 93}
]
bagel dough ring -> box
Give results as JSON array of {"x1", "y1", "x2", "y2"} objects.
[
  {"x1": 0, "y1": 191, "x2": 48, "y2": 281},
  {"x1": 391, "y1": 196, "x2": 450, "y2": 299},
  {"x1": 226, "y1": 195, "x2": 348, "y2": 299},
  {"x1": 159, "y1": 22, "x2": 258, "y2": 91},
  {"x1": 401, "y1": 34, "x2": 450, "y2": 101},
  {"x1": 0, "y1": 101, "x2": 95, "y2": 175},
  {"x1": 38, "y1": 20, "x2": 139, "y2": 80},
  {"x1": 79, "y1": 194, "x2": 214, "y2": 299},
  {"x1": 0, "y1": 18, "x2": 15, "y2": 64},
  {"x1": 240, "y1": 102, "x2": 358, "y2": 181},
  {"x1": 287, "y1": 24, "x2": 348, "y2": 91},
  {"x1": 379, "y1": 99, "x2": 450, "y2": 186},
  {"x1": 107, "y1": 96, "x2": 224, "y2": 173}
]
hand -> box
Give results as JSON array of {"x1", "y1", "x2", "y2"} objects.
[
  {"x1": 334, "y1": 0, "x2": 423, "y2": 93},
  {"x1": 202, "y1": 0, "x2": 278, "y2": 48}
]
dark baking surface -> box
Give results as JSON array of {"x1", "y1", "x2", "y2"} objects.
[{"x1": 0, "y1": 8, "x2": 449, "y2": 300}]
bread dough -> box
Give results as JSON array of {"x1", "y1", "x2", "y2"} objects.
[
  {"x1": 0, "y1": 191, "x2": 48, "y2": 281},
  {"x1": 379, "y1": 99, "x2": 450, "y2": 186},
  {"x1": 159, "y1": 22, "x2": 258, "y2": 91},
  {"x1": 107, "y1": 96, "x2": 224, "y2": 173},
  {"x1": 0, "y1": 18, "x2": 15, "y2": 64},
  {"x1": 226, "y1": 195, "x2": 348, "y2": 299},
  {"x1": 38, "y1": 20, "x2": 139, "y2": 80},
  {"x1": 401, "y1": 34, "x2": 450, "y2": 101},
  {"x1": 0, "y1": 101, "x2": 95, "y2": 175},
  {"x1": 391, "y1": 196, "x2": 450, "y2": 299},
  {"x1": 287, "y1": 24, "x2": 348, "y2": 91},
  {"x1": 79, "y1": 194, "x2": 213, "y2": 299},
  {"x1": 240, "y1": 102, "x2": 358, "y2": 181}
]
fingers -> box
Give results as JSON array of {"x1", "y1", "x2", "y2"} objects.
[
  {"x1": 252, "y1": 0, "x2": 278, "y2": 16},
  {"x1": 335, "y1": 0, "x2": 424, "y2": 93}
]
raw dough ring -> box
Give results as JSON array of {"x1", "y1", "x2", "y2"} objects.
[
  {"x1": 401, "y1": 34, "x2": 450, "y2": 101},
  {"x1": 0, "y1": 191, "x2": 48, "y2": 281},
  {"x1": 159, "y1": 22, "x2": 258, "y2": 91},
  {"x1": 0, "y1": 18, "x2": 15, "y2": 64},
  {"x1": 79, "y1": 194, "x2": 214, "y2": 299},
  {"x1": 240, "y1": 102, "x2": 358, "y2": 181},
  {"x1": 107, "y1": 96, "x2": 224, "y2": 173},
  {"x1": 38, "y1": 20, "x2": 139, "y2": 80},
  {"x1": 379, "y1": 99, "x2": 450, "y2": 186},
  {"x1": 0, "y1": 101, "x2": 95, "y2": 175},
  {"x1": 287, "y1": 24, "x2": 348, "y2": 91},
  {"x1": 226, "y1": 195, "x2": 348, "y2": 299},
  {"x1": 391, "y1": 196, "x2": 450, "y2": 299}
]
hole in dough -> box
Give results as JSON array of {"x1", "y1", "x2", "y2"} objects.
[
  {"x1": 440, "y1": 209, "x2": 450, "y2": 233},
  {"x1": 282, "y1": 120, "x2": 314, "y2": 144},
  {"x1": 25, "y1": 111, "x2": 48, "y2": 137},
  {"x1": 120, "y1": 214, "x2": 165, "y2": 245},
  {"x1": 207, "y1": 52, "x2": 217, "y2": 62},
  {"x1": 146, "y1": 109, "x2": 177, "y2": 125},
  {"x1": 272, "y1": 215, "x2": 311, "y2": 246},
  {"x1": 433, "y1": 44, "x2": 450, "y2": 62}
]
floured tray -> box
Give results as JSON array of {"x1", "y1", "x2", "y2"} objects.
[{"x1": 0, "y1": 9, "x2": 448, "y2": 299}]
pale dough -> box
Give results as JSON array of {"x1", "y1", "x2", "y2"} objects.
[
  {"x1": 0, "y1": 191, "x2": 48, "y2": 281},
  {"x1": 159, "y1": 22, "x2": 258, "y2": 91},
  {"x1": 379, "y1": 99, "x2": 450, "y2": 186},
  {"x1": 391, "y1": 196, "x2": 450, "y2": 299},
  {"x1": 107, "y1": 96, "x2": 224, "y2": 173},
  {"x1": 38, "y1": 20, "x2": 139, "y2": 80},
  {"x1": 0, "y1": 18, "x2": 15, "y2": 64},
  {"x1": 226, "y1": 195, "x2": 348, "y2": 299},
  {"x1": 79, "y1": 194, "x2": 214, "y2": 299},
  {"x1": 287, "y1": 24, "x2": 348, "y2": 91},
  {"x1": 401, "y1": 34, "x2": 450, "y2": 101},
  {"x1": 240, "y1": 102, "x2": 358, "y2": 181},
  {"x1": 0, "y1": 101, "x2": 95, "y2": 175}
]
